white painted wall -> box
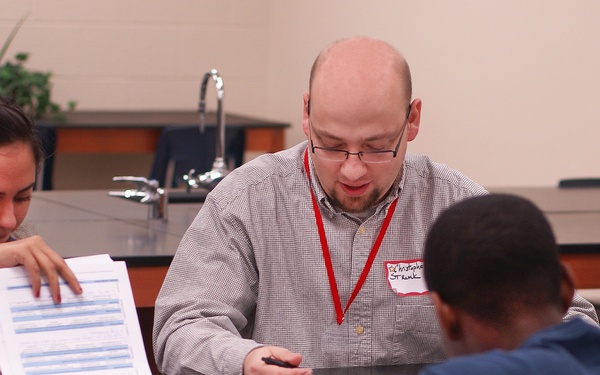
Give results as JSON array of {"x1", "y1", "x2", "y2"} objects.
[
  {"x1": 267, "y1": 1, "x2": 600, "y2": 187},
  {"x1": 2, "y1": 1, "x2": 599, "y2": 187},
  {"x1": 0, "y1": 1, "x2": 271, "y2": 115}
]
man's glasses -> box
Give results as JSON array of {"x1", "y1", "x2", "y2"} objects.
[{"x1": 310, "y1": 106, "x2": 411, "y2": 164}]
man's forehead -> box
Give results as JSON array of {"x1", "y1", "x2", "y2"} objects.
[{"x1": 310, "y1": 119, "x2": 401, "y2": 142}]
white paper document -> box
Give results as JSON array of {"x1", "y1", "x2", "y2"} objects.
[{"x1": 0, "y1": 254, "x2": 151, "y2": 375}]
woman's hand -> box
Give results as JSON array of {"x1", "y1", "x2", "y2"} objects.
[{"x1": 0, "y1": 235, "x2": 82, "y2": 303}]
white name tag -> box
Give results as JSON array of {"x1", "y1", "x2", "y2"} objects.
[{"x1": 385, "y1": 259, "x2": 428, "y2": 296}]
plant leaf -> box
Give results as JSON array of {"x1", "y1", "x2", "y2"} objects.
[{"x1": 0, "y1": 13, "x2": 29, "y2": 63}]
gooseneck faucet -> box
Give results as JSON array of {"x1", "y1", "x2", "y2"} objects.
[{"x1": 183, "y1": 69, "x2": 229, "y2": 192}]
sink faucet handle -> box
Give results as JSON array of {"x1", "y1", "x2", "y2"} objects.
[
  {"x1": 183, "y1": 169, "x2": 198, "y2": 192},
  {"x1": 109, "y1": 175, "x2": 167, "y2": 220},
  {"x1": 112, "y1": 176, "x2": 159, "y2": 190}
]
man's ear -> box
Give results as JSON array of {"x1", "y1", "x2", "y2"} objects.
[
  {"x1": 302, "y1": 92, "x2": 310, "y2": 137},
  {"x1": 406, "y1": 98, "x2": 422, "y2": 142},
  {"x1": 431, "y1": 291, "x2": 462, "y2": 341},
  {"x1": 559, "y1": 262, "x2": 576, "y2": 314}
]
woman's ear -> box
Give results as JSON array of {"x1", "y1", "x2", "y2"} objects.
[{"x1": 406, "y1": 98, "x2": 422, "y2": 142}]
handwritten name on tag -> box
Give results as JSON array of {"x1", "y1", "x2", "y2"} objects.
[{"x1": 385, "y1": 259, "x2": 428, "y2": 296}]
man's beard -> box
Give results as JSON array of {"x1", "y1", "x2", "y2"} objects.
[{"x1": 328, "y1": 187, "x2": 384, "y2": 213}]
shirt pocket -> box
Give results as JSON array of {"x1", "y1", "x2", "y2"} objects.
[{"x1": 392, "y1": 304, "x2": 445, "y2": 363}]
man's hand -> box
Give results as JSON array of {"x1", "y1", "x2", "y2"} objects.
[
  {"x1": 244, "y1": 346, "x2": 312, "y2": 374},
  {"x1": 0, "y1": 236, "x2": 82, "y2": 303}
]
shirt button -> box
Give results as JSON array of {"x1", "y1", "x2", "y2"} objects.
[
  {"x1": 355, "y1": 326, "x2": 364, "y2": 335},
  {"x1": 358, "y1": 226, "x2": 366, "y2": 235}
]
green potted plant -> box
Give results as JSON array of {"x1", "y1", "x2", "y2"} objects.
[{"x1": 0, "y1": 15, "x2": 74, "y2": 119}]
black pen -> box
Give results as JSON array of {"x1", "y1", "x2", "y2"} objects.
[{"x1": 262, "y1": 356, "x2": 296, "y2": 368}]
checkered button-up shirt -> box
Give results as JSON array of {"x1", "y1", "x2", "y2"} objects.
[{"x1": 153, "y1": 141, "x2": 596, "y2": 374}]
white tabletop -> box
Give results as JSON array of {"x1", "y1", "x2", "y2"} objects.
[
  {"x1": 487, "y1": 186, "x2": 600, "y2": 213},
  {"x1": 27, "y1": 190, "x2": 202, "y2": 265},
  {"x1": 487, "y1": 186, "x2": 600, "y2": 250},
  {"x1": 27, "y1": 188, "x2": 600, "y2": 268}
]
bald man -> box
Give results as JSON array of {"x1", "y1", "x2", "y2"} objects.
[{"x1": 153, "y1": 37, "x2": 598, "y2": 375}]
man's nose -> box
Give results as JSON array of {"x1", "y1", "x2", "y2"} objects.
[{"x1": 339, "y1": 153, "x2": 368, "y2": 181}]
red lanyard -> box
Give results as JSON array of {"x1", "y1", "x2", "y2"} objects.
[{"x1": 304, "y1": 149, "x2": 398, "y2": 325}]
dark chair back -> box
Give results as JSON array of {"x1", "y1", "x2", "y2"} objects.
[
  {"x1": 149, "y1": 126, "x2": 245, "y2": 188},
  {"x1": 558, "y1": 178, "x2": 600, "y2": 188},
  {"x1": 34, "y1": 125, "x2": 56, "y2": 190}
]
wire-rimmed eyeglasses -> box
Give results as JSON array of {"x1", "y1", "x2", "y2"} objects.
[{"x1": 310, "y1": 106, "x2": 411, "y2": 164}]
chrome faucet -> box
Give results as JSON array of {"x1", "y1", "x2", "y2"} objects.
[
  {"x1": 108, "y1": 176, "x2": 167, "y2": 220},
  {"x1": 183, "y1": 69, "x2": 229, "y2": 192}
]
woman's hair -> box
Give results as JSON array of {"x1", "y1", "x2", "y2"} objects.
[{"x1": 0, "y1": 95, "x2": 44, "y2": 169}]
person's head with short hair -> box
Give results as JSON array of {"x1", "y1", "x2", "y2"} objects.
[
  {"x1": 302, "y1": 36, "x2": 422, "y2": 214},
  {"x1": 0, "y1": 96, "x2": 42, "y2": 242},
  {"x1": 424, "y1": 194, "x2": 575, "y2": 356}
]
